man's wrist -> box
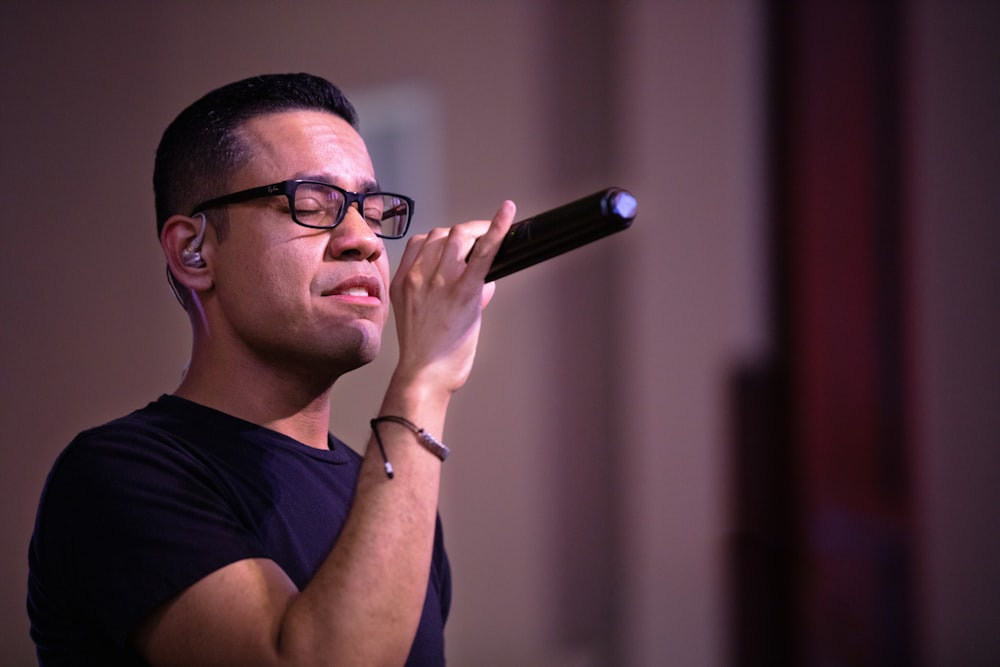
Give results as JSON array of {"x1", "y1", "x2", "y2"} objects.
[{"x1": 383, "y1": 370, "x2": 453, "y2": 417}]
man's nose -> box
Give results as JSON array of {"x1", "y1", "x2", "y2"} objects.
[{"x1": 327, "y1": 205, "x2": 383, "y2": 260}]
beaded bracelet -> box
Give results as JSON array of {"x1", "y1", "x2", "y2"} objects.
[{"x1": 370, "y1": 415, "x2": 451, "y2": 479}]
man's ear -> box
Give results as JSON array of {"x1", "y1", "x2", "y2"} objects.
[{"x1": 161, "y1": 213, "x2": 214, "y2": 295}]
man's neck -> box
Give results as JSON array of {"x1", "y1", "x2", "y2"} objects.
[{"x1": 174, "y1": 356, "x2": 338, "y2": 450}]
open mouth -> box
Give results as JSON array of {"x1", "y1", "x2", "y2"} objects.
[{"x1": 323, "y1": 276, "x2": 381, "y2": 300}]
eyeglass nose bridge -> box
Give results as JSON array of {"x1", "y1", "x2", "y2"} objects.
[
  {"x1": 337, "y1": 190, "x2": 369, "y2": 227},
  {"x1": 333, "y1": 193, "x2": 380, "y2": 236}
]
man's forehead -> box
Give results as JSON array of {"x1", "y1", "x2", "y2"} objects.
[{"x1": 236, "y1": 109, "x2": 376, "y2": 188}]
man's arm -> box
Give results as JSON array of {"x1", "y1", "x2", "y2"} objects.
[{"x1": 135, "y1": 203, "x2": 515, "y2": 667}]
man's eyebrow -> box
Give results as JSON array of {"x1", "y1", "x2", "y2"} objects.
[{"x1": 290, "y1": 172, "x2": 381, "y2": 193}]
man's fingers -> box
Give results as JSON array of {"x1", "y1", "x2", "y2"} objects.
[{"x1": 465, "y1": 200, "x2": 516, "y2": 277}]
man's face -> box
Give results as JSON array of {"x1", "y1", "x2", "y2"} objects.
[{"x1": 205, "y1": 109, "x2": 392, "y2": 377}]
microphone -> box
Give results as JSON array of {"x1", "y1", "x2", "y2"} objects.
[{"x1": 478, "y1": 187, "x2": 637, "y2": 281}]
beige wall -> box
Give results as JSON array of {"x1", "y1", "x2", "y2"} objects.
[{"x1": 1, "y1": 1, "x2": 997, "y2": 666}]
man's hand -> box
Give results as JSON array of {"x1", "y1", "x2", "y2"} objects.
[{"x1": 389, "y1": 201, "x2": 516, "y2": 396}]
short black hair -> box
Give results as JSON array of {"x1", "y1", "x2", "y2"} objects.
[{"x1": 153, "y1": 73, "x2": 359, "y2": 236}]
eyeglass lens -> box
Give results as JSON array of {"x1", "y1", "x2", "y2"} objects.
[{"x1": 293, "y1": 183, "x2": 409, "y2": 237}]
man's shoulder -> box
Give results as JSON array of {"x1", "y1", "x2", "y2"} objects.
[
  {"x1": 56, "y1": 396, "x2": 190, "y2": 461},
  {"x1": 41, "y1": 397, "x2": 195, "y2": 494}
]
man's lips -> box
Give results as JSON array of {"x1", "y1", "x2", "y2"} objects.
[{"x1": 321, "y1": 275, "x2": 383, "y2": 301}]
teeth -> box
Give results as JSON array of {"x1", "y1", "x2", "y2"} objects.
[{"x1": 340, "y1": 287, "x2": 370, "y2": 297}]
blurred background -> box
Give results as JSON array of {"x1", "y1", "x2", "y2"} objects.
[{"x1": 1, "y1": 1, "x2": 997, "y2": 665}]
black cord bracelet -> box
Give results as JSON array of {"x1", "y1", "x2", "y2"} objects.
[{"x1": 370, "y1": 415, "x2": 451, "y2": 480}]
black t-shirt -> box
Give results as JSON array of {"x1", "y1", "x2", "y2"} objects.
[{"x1": 28, "y1": 395, "x2": 451, "y2": 666}]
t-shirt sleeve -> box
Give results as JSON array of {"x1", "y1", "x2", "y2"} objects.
[{"x1": 33, "y1": 426, "x2": 268, "y2": 649}]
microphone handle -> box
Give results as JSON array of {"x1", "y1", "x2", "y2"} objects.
[{"x1": 481, "y1": 187, "x2": 638, "y2": 282}]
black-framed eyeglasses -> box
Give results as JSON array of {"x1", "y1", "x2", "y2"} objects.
[{"x1": 190, "y1": 180, "x2": 414, "y2": 239}]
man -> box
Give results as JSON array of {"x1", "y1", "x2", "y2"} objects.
[{"x1": 28, "y1": 72, "x2": 515, "y2": 666}]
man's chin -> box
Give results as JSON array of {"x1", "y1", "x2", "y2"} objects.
[{"x1": 341, "y1": 326, "x2": 382, "y2": 369}]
